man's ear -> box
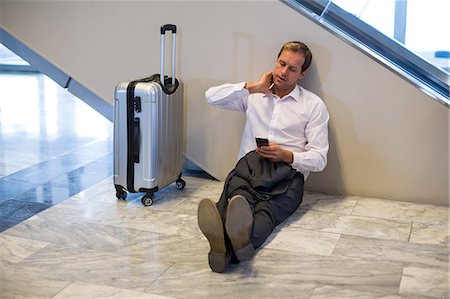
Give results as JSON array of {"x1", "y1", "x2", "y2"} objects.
[{"x1": 298, "y1": 69, "x2": 308, "y2": 80}]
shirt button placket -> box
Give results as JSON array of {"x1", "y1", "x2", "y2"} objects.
[{"x1": 268, "y1": 100, "x2": 280, "y2": 142}]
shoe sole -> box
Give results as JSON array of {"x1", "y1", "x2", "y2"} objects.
[
  {"x1": 198, "y1": 198, "x2": 230, "y2": 272},
  {"x1": 225, "y1": 195, "x2": 255, "y2": 261}
]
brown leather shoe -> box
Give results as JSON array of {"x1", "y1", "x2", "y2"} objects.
[
  {"x1": 198, "y1": 198, "x2": 230, "y2": 273},
  {"x1": 225, "y1": 195, "x2": 255, "y2": 261}
]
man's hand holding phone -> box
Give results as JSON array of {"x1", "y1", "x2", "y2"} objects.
[{"x1": 255, "y1": 137, "x2": 294, "y2": 164}]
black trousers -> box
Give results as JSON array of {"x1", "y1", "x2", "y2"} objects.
[{"x1": 216, "y1": 171, "x2": 304, "y2": 249}]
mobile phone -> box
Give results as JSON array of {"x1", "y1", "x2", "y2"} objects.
[
  {"x1": 269, "y1": 75, "x2": 274, "y2": 89},
  {"x1": 255, "y1": 137, "x2": 269, "y2": 147}
]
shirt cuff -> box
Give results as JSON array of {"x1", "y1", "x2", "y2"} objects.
[
  {"x1": 236, "y1": 82, "x2": 248, "y2": 95},
  {"x1": 292, "y1": 152, "x2": 308, "y2": 174}
]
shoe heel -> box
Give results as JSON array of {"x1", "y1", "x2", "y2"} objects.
[
  {"x1": 235, "y1": 243, "x2": 255, "y2": 261},
  {"x1": 198, "y1": 198, "x2": 230, "y2": 272},
  {"x1": 208, "y1": 252, "x2": 231, "y2": 273}
]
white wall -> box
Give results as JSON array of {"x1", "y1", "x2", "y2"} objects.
[{"x1": 1, "y1": 1, "x2": 448, "y2": 205}]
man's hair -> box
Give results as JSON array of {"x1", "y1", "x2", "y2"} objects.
[{"x1": 277, "y1": 41, "x2": 312, "y2": 72}]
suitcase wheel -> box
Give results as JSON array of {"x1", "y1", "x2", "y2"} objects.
[
  {"x1": 176, "y1": 178, "x2": 186, "y2": 190},
  {"x1": 115, "y1": 186, "x2": 127, "y2": 201},
  {"x1": 142, "y1": 195, "x2": 153, "y2": 206}
]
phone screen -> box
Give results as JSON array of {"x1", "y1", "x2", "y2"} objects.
[{"x1": 255, "y1": 137, "x2": 269, "y2": 147}]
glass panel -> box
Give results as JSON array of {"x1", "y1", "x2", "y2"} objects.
[
  {"x1": 0, "y1": 43, "x2": 30, "y2": 66},
  {"x1": 405, "y1": 1, "x2": 450, "y2": 73},
  {"x1": 331, "y1": 0, "x2": 450, "y2": 74}
]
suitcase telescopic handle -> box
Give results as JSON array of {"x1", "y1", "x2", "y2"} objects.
[
  {"x1": 160, "y1": 24, "x2": 177, "y2": 87},
  {"x1": 160, "y1": 24, "x2": 177, "y2": 34}
]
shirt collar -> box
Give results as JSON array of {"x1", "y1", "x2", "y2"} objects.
[
  {"x1": 267, "y1": 84, "x2": 302, "y2": 102},
  {"x1": 289, "y1": 85, "x2": 302, "y2": 102}
]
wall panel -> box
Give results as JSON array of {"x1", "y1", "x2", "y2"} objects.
[{"x1": 1, "y1": 1, "x2": 448, "y2": 205}]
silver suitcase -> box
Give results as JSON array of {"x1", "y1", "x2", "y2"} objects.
[{"x1": 113, "y1": 24, "x2": 185, "y2": 206}]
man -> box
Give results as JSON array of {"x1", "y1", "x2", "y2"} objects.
[{"x1": 198, "y1": 41, "x2": 329, "y2": 273}]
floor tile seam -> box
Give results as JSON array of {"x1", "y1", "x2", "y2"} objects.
[
  {"x1": 1, "y1": 179, "x2": 70, "y2": 195},
  {"x1": 407, "y1": 221, "x2": 413, "y2": 244},
  {"x1": 22, "y1": 152, "x2": 112, "y2": 186},
  {"x1": 0, "y1": 217, "x2": 20, "y2": 226},
  {"x1": 0, "y1": 177, "x2": 53, "y2": 194},
  {"x1": 4, "y1": 234, "x2": 61, "y2": 264},
  {"x1": 307, "y1": 207, "x2": 358, "y2": 216},
  {"x1": 296, "y1": 208, "x2": 414, "y2": 227},
  {"x1": 2, "y1": 152, "x2": 113, "y2": 187},
  {"x1": 263, "y1": 244, "x2": 338, "y2": 258},
  {"x1": 289, "y1": 222, "x2": 412, "y2": 243},
  {"x1": 2, "y1": 207, "x2": 51, "y2": 223},
  {"x1": 350, "y1": 195, "x2": 449, "y2": 208},
  {"x1": 328, "y1": 233, "x2": 344, "y2": 258},
  {"x1": 5, "y1": 144, "x2": 109, "y2": 174},
  {"x1": 0, "y1": 225, "x2": 20, "y2": 234},
  {"x1": 331, "y1": 234, "x2": 449, "y2": 268},
  {"x1": 17, "y1": 238, "x2": 132, "y2": 256},
  {"x1": 52, "y1": 137, "x2": 113, "y2": 162},
  {"x1": 406, "y1": 238, "x2": 450, "y2": 249},
  {"x1": 0, "y1": 161, "x2": 47, "y2": 180},
  {"x1": 11, "y1": 240, "x2": 148, "y2": 264},
  {"x1": 76, "y1": 217, "x2": 164, "y2": 241},
  {"x1": 0, "y1": 181, "x2": 36, "y2": 203},
  {"x1": 3, "y1": 164, "x2": 112, "y2": 204},
  {"x1": 162, "y1": 197, "x2": 193, "y2": 213},
  {"x1": 349, "y1": 208, "x2": 416, "y2": 224},
  {"x1": 0, "y1": 197, "x2": 52, "y2": 208},
  {"x1": 349, "y1": 197, "x2": 359, "y2": 215},
  {"x1": 329, "y1": 253, "x2": 407, "y2": 269},
  {"x1": 397, "y1": 266, "x2": 449, "y2": 299},
  {"x1": 410, "y1": 218, "x2": 449, "y2": 226},
  {"x1": 59, "y1": 153, "x2": 113, "y2": 178},
  {"x1": 344, "y1": 210, "x2": 415, "y2": 226},
  {"x1": 106, "y1": 228, "x2": 154, "y2": 251},
  {"x1": 1, "y1": 138, "x2": 112, "y2": 181},
  {"x1": 60, "y1": 280, "x2": 163, "y2": 299},
  {"x1": 259, "y1": 246, "x2": 406, "y2": 264},
  {"x1": 330, "y1": 252, "x2": 449, "y2": 272},
  {"x1": 400, "y1": 264, "x2": 450, "y2": 276},
  {"x1": 350, "y1": 211, "x2": 449, "y2": 226},
  {"x1": 336, "y1": 232, "x2": 450, "y2": 250},
  {"x1": 0, "y1": 168, "x2": 113, "y2": 226},
  {"x1": 348, "y1": 197, "x2": 449, "y2": 214},
  {"x1": 144, "y1": 262, "x2": 176, "y2": 293},
  {"x1": 392, "y1": 267, "x2": 404, "y2": 298},
  {"x1": 308, "y1": 196, "x2": 448, "y2": 220},
  {"x1": 247, "y1": 254, "x2": 405, "y2": 292},
  {"x1": 288, "y1": 212, "x2": 411, "y2": 241},
  {"x1": 349, "y1": 198, "x2": 449, "y2": 213},
  {"x1": 308, "y1": 284, "x2": 402, "y2": 299},
  {"x1": 48, "y1": 280, "x2": 79, "y2": 299}
]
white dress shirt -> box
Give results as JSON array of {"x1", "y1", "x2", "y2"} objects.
[{"x1": 205, "y1": 82, "x2": 329, "y2": 179}]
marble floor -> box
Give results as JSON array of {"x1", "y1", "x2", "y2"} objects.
[
  {"x1": 0, "y1": 72, "x2": 449, "y2": 298},
  {"x1": 0, "y1": 72, "x2": 113, "y2": 232}
]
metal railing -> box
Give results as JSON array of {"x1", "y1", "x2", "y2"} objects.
[{"x1": 282, "y1": 0, "x2": 450, "y2": 107}]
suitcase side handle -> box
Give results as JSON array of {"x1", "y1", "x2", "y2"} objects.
[
  {"x1": 132, "y1": 118, "x2": 140, "y2": 163},
  {"x1": 160, "y1": 24, "x2": 178, "y2": 94}
]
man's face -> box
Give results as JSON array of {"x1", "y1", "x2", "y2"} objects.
[{"x1": 273, "y1": 50, "x2": 306, "y2": 92}]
